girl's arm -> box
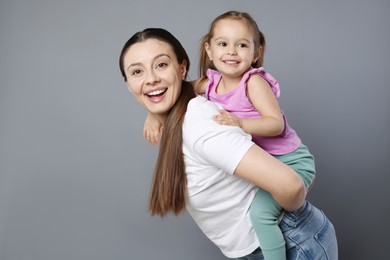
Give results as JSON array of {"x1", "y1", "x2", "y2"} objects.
[
  {"x1": 242, "y1": 74, "x2": 284, "y2": 136},
  {"x1": 234, "y1": 144, "x2": 306, "y2": 211},
  {"x1": 213, "y1": 74, "x2": 285, "y2": 137},
  {"x1": 144, "y1": 112, "x2": 163, "y2": 144},
  {"x1": 143, "y1": 78, "x2": 206, "y2": 145},
  {"x1": 190, "y1": 77, "x2": 208, "y2": 95}
]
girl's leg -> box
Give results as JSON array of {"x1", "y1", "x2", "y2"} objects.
[
  {"x1": 242, "y1": 200, "x2": 338, "y2": 259},
  {"x1": 235, "y1": 247, "x2": 264, "y2": 260},
  {"x1": 249, "y1": 188, "x2": 286, "y2": 260},
  {"x1": 274, "y1": 144, "x2": 316, "y2": 190}
]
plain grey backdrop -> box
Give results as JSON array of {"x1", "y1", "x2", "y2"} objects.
[{"x1": 1, "y1": 0, "x2": 389, "y2": 259}]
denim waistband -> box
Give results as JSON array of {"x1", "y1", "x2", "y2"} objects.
[{"x1": 280, "y1": 201, "x2": 313, "y2": 228}]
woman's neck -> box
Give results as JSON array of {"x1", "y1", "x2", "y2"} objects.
[{"x1": 154, "y1": 113, "x2": 167, "y2": 126}]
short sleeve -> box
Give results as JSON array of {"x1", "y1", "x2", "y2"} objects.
[
  {"x1": 194, "y1": 126, "x2": 254, "y2": 174},
  {"x1": 205, "y1": 69, "x2": 220, "y2": 99},
  {"x1": 242, "y1": 67, "x2": 281, "y2": 98},
  {"x1": 184, "y1": 96, "x2": 254, "y2": 175}
]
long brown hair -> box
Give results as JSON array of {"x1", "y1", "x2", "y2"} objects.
[
  {"x1": 199, "y1": 11, "x2": 267, "y2": 78},
  {"x1": 149, "y1": 81, "x2": 195, "y2": 216},
  {"x1": 119, "y1": 28, "x2": 195, "y2": 217}
]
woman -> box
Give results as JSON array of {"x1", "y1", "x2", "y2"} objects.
[{"x1": 119, "y1": 28, "x2": 338, "y2": 259}]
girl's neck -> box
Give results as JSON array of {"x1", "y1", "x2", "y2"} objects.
[{"x1": 217, "y1": 74, "x2": 243, "y2": 94}]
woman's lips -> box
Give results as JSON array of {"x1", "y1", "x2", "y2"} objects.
[{"x1": 145, "y1": 88, "x2": 167, "y2": 102}]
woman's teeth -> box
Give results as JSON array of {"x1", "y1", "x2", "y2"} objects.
[{"x1": 147, "y1": 89, "x2": 166, "y2": 96}]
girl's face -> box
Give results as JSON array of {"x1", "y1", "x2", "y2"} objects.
[
  {"x1": 205, "y1": 19, "x2": 258, "y2": 80},
  {"x1": 123, "y1": 39, "x2": 187, "y2": 119}
]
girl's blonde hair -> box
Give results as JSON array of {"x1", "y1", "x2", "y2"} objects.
[{"x1": 199, "y1": 11, "x2": 266, "y2": 78}]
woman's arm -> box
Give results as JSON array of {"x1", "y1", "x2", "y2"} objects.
[{"x1": 234, "y1": 144, "x2": 306, "y2": 211}]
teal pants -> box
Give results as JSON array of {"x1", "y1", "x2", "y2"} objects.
[{"x1": 249, "y1": 144, "x2": 316, "y2": 260}]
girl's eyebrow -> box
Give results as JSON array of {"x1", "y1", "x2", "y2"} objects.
[
  {"x1": 214, "y1": 37, "x2": 251, "y2": 43},
  {"x1": 127, "y1": 54, "x2": 171, "y2": 71}
]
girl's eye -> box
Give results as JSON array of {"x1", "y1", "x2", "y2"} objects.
[
  {"x1": 218, "y1": 42, "x2": 227, "y2": 47},
  {"x1": 238, "y1": 43, "x2": 247, "y2": 48}
]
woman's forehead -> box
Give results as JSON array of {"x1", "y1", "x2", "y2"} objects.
[{"x1": 125, "y1": 39, "x2": 175, "y2": 63}]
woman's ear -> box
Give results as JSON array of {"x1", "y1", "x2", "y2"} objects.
[
  {"x1": 180, "y1": 60, "x2": 187, "y2": 80},
  {"x1": 126, "y1": 82, "x2": 132, "y2": 93},
  {"x1": 125, "y1": 78, "x2": 134, "y2": 94}
]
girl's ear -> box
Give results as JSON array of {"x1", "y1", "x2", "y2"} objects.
[
  {"x1": 253, "y1": 46, "x2": 262, "y2": 63},
  {"x1": 205, "y1": 42, "x2": 213, "y2": 60}
]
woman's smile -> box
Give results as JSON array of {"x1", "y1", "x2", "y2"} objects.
[{"x1": 145, "y1": 87, "x2": 168, "y2": 102}]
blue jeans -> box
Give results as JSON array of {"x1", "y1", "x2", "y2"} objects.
[{"x1": 237, "y1": 201, "x2": 338, "y2": 260}]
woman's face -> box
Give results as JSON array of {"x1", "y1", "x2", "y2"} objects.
[{"x1": 123, "y1": 39, "x2": 187, "y2": 118}]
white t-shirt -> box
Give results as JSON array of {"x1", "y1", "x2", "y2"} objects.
[{"x1": 183, "y1": 95, "x2": 260, "y2": 258}]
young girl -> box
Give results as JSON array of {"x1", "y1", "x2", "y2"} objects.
[{"x1": 144, "y1": 11, "x2": 317, "y2": 260}]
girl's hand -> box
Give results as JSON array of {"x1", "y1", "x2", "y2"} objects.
[
  {"x1": 143, "y1": 114, "x2": 163, "y2": 144},
  {"x1": 212, "y1": 109, "x2": 243, "y2": 128}
]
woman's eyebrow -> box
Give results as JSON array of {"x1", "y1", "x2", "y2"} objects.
[
  {"x1": 153, "y1": 53, "x2": 171, "y2": 61},
  {"x1": 127, "y1": 54, "x2": 171, "y2": 70},
  {"x1": 127, "y1": 62, "x2": 142, "y2": 70}
]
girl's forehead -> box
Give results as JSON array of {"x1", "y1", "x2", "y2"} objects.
[
  {"x1": 215, "y1": 18, "x2": 246, "y2": 28},
  {"x1": 213, "y1": 19, "x2": 252, "y2": 38}
]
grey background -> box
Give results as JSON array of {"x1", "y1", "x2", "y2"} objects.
[{"x1": 0, "y1": 0, "x2": 389, "y2": 259}]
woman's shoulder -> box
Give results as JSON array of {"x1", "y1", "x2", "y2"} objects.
[
  {"x1": 184, "y1": 96, "x2": 253, "y2": 164},
  {"x1": 187, "y1": 95, "x2": 221, "y2": 115},
  {"x1": 185, "y1": 96, "x2": 250, "y2": 137},
  {"x1": 185, "y1": 96, "x2": 223, "y2": 133},
  {"x1": 184, "y1": 96, "x2": 220, "y2": 145}
]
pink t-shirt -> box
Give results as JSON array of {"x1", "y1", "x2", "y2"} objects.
[{"x1": 206, "y1": 67, "x2": 301, "y2": 155}]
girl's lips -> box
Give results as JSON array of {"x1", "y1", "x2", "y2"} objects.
[{"x1": 223, "y1": 60, "x2": 240, "y2": 64}]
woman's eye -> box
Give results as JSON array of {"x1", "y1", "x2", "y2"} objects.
[
  {"x1": 131, "y1": 69, "x2": 142, "y2": 76},
  {"x1": 156, "y1": 62, "x2": 168, "y2": 69}
]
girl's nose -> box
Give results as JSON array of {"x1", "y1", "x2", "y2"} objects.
[{"x1": 227, "y1": 46, "x2": 237, "y2": 55}]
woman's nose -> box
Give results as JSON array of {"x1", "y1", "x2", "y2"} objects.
[{"x1": 145, "y1": 70, "x2": 160, "y2": 85}]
